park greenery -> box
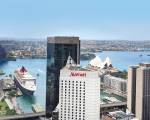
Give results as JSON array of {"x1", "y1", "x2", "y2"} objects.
[
  {"x1": 8, "y1": 90, "x2": 17, "y2": 98},
  {"x1": 0, "y1": 100, "x2": 16, "y2": 116},
  {"x1": 0, "y1": 69, "x2": 5, "y2": 75},
  {"x1": 110, "y1": 70, "x2": 128, "y2": 79}
]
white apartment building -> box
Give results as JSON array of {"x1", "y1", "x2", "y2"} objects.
[
  {"x1": 59, "y1": 56, "x2": 100, "y2": 120},
  {"x1": 103, "y1": 75, "x2": 127, "y2": 94}
]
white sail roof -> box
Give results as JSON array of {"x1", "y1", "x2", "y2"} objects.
[
  {"x1": 104, "y1": 57, "x2": 112, "y2": 66},
  {"x1": 89, "y1": 56, "x2": 112, "y2": 69},
  {"x1": 89, "y1": 56, "x2": 102, "y2": 68}
]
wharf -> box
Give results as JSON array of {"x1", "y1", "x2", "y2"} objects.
[
  {"x1": 0, "y1": 80, "x2": 4, "y2": 100},
  {"x1": 11, "y1": 97, "x2": 22, "y2": 114},
  {"x1": 5, "y1": 98, "x2": 14, "y2": 110},
  {"x1": 32, "y1": 104, "x2": 44, "y2": 113}
]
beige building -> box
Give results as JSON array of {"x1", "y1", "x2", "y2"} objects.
[
  {"x1": 127, "y1": 63, "x2": 150, "y2": 120},
  {"x1": 127, "y1": 65, "x2": 139, "y2": 114}
]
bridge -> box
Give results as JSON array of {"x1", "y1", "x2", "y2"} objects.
[
  {"x1": 101, "y1": 102, "x2": 127, "y2": 108},
  {"x1": 0, "y1": 112, "x2": 45, "y2": 120}
]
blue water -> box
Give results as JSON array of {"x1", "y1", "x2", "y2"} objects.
[
  {"x1": 0, "y1": 51, "x2": 149, "y2": 113},
  {"x1": 80, "y1": 51, "x2": 150, "y2": 70}
]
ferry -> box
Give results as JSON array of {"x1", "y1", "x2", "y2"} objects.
[{"x1": 14, "y1": 66, "x2": 36, "y2": 95}]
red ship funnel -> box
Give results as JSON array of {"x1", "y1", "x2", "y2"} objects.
[{"x1": 20, "y1": 66, "x2": 27, "y2": 74}]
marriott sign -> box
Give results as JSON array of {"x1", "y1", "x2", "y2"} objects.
[{"x1": 70, "y1": 72, "x2": 86, "y2": 77}]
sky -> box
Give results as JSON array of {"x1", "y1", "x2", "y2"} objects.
[{"x1": 0, "y1": 0, "x2": 150, "y2": 40}]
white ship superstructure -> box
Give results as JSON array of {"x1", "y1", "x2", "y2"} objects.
[{"x1": 14, "y1": 66, "x2": 36, "y2": 95}]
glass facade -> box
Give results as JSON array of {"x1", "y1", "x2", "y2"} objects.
[
  {"x1": 131, "y1": 68, "x2": 137, "y2": 114},
  {"x1": 46, "y1": 37, "x2": 80, "y2": 116},
  {"x1": 142, "y1": 69, "x2": 150, "y2": 120}
]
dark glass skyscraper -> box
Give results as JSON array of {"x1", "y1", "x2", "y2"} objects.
[{"x1": 46, "y1": 36, "x2": 80, "y2": 116}]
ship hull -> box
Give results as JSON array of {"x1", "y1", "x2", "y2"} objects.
[{"x1": 14, "y1": 76, "x2": 34, "y2": 96}]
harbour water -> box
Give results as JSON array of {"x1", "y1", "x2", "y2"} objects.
[
  {"x1": 0, "y1": 51, "x2": 149, "y2": 113},
  {"x1": 81, "y1": 51, "x2": 150, "y2": 70}
]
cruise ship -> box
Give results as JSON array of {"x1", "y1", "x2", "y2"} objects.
[{"x1": 14, "y1": 66, "x2": 36, "y2": 95}]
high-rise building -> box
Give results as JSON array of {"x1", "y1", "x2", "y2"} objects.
[
  {"x1": 127, "y1": 63, "x2": 150, "y2": 120},
  {"x1": 46, "y1": 36, "x2": 80, "y2": 116},
  {"x1": 59, "y1": 56, "x2": 100, "y2": 120},
  {"x1": 127, "y1": 65, "x2": 139, "y2": 114}
]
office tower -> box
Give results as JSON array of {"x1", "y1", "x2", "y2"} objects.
[
  {"x1": 127, "y1": 63, "x2": 150, "y2": 120},
  {"x1": 136, "y1": 63, "x2": 150, "y2": 120},
  {"x1": 59, "y1": 56, "x2": 100, "y2": 120},
  {"x1": 127, "y1": 65, "x2": 139, "y2": 114},
  {"x1": 46, "y1": 36, "x2": 80, "y2": 116}
]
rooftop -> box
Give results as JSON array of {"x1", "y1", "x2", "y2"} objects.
[
  {"x1": 129, "y1": 65, "x2": 139, "y2": 69},
  {"x1": 68, "y1": 66, "x2": 90, "y2": 71},
  {"x1": 139, "y1": 62, "x2": 150, "y2": 67},
  {"x1": 106, "y1": 110, "x2": 134, "y2": 119},
  {"x1": 104, "y1": 75, "x2": 127, "y2": 82},
  {"x1": 47, "y1": 36, "x2": 80, "y2": 44},
  {"x1": 63, "y1": 55, "x2": 92, "y2": 71}
]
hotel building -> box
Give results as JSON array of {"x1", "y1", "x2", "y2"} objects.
[
  {"x1": 127, "y1": 63, "x2": 150, "y2": 120},
  {"x1": 59, "y1": 56, "x2": 100, "y2": 120},
  {"x1": 46, "y1": 36, "x2": 80, "y2": 116}
]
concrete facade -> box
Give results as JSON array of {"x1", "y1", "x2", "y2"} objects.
[
  {"x1": 127, "y1": 63, "x2": 150, "y2": 120},
  {"x1": 127, "y1": 65, "x2": 138, "y2": 114},
  {"x1": 59, "y1": 59, "x2": 100, "y2": 120}
]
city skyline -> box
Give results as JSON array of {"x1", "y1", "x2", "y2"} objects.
[
  {"x1": 0, "y1": 0, "x2": 150, "y2": 40},
  {"x1": 0, "y1": 36, "x2": 149, "y2": 119}
]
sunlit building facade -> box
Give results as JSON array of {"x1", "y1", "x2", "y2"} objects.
[
  {"x1": 103, "y1": 75, "x2": 127, "y2": 94},
  {"x1": 127, "y1": 63, "x2": 150, "y2": 120},
  {"x1": 127, "y1": 65, "x2": 139, "y2": 114},
  {"x1": 59, "y1": 56, "x2": 100, "y2": 120}
]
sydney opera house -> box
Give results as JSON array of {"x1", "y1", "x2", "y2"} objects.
[{"x1": 89, "y1": 56, "x2": 113, "y2": 69}]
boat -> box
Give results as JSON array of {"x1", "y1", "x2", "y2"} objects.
[
  {"x1": 14, "y1": 66, "x2": 36, "y2": 95},
  {"x1": 36, "y1": 73, "x2": 40, "y2": 77}
]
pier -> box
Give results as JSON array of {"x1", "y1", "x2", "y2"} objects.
[
  {"x1": 5, "y1": 98, "x2": 14, "y2": 110},
  {"x1": 32, "y1": 104, "x2": 44, "y2": 113},
  {"x1": 0, "y1": 80, "x2": 4, "y2": 101},
  {"x1": 11, "y1": 97, "x2": 22, "y2": 114},
  {"x1": 0, "y1": 112, "x2": 45, "y2": 120}
]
